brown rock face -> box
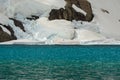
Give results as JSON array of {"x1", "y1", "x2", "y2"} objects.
[
  {"x1": 0, "y1": 23, "x2": 17, "y2": 42},
  {"x1": 0, "y1": 17, "x2": 27, "y2": 42},
  {"x1": 0, "y1": 26, "x2": 14, "y2": 42},
  {"x1": 49, "y1": 8, "x2": 86, "y2": 21},
  {"x1": 3, "y1": 25, "x2": 17, "y2": 40},
  {"x1": 49, "y1": 0, "x2": 94, "y2": 22}
]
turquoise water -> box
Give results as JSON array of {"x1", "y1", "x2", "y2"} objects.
[{"x1": 0, "y1": 45, "x2": 120, "y2": 80}]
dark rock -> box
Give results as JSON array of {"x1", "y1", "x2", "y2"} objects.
[
  {"x1": 49, "y1": 7, "x2": 86, "y2": 21},
  {"x1": 49, "y1": 0, "x2": 94, "y2": 22},
  {"x1": 49, "y1": 9, "x2": 59, "y2": 20},
  {"x1": 0, "y1": 23, "x2": 17, "y2": 41},
  {"x1": 101, "y1": 9, "x2": 109, "y2": 14},
  {"x1": 26, "y1": 15, "x2": 39, "y2": 20},
  {"x1": 9, "y1": 18, "x2": 25, "y2": 32},
  {"x1": 3, "y1": 25, "x2": 17, "y2": 40},
  {"x1": 0, "y1": 26, "x2": 15, "y2": 42},
  {"x1": 65, "y1": 0, "x2": 94, "y2": 21},
  {"x1": 31, "y1": 15, "x2": 39, "y2": 19}
]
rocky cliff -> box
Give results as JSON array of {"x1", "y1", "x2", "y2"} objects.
[{"x1": 49, "y1": 0, "x2": 94, "y2": 21}]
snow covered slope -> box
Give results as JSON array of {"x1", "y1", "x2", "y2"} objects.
[
  {"x1": 88, "y1": 0, "x2": 120, "y2": 39},
  {"x1": 0, "y1": 0, "x2": 120, "y2": 44}
]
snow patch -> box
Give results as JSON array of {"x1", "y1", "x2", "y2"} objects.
[
  {"x1": 75, "y1": 29, "x2": 106, "y2": 42},
  {"x1": 0, "y1": 25, "x2": 11, "y2": 35},
  {"x1": 72, "y1": 4, "x2": 87, "y2": 16}
]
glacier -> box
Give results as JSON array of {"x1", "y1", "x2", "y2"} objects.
[{"x1": 0, "y1": 0, "x2": 120, "y2": 45}]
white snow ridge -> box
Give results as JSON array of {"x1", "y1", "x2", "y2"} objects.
[{"x1": 0, "y1": 0, "x2": 120, "y2": 45}]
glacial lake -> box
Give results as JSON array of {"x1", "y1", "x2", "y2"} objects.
[{"x1": 0, "y1": 45, "x2": 120, "y2": 80}]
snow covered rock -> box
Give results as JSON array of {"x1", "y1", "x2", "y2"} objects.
[
  {"x1": 66, "y1": 0, "x2": 94, "y2": 21},
  {"x1": 0, "y1": 26, "x2": 15, "y2": 42},
  {"x1": 0, "y1": 0, "x2": 120, "y2": 44},
  {"x1": 9, "y1": 18, "x2": 25, "y2": 32},
  {"x1": 49, "y1": 7, "x2": 86, "y2": 21},
  {"x1": 0, "y1": 24, "x2": 17, "y2": 41},
  {"x1": 49, "y1": 0, "x2": 94, "y2": 21},
  {"x1": 26, "y1": 15, "x2": 39, "y2": 20}
]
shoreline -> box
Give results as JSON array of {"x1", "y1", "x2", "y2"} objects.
[{"x1": 1, "y1": 39, "x2": 120, "y2": 45}]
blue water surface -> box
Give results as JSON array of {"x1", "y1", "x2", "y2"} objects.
[
  {"x1": 0, "y1": 45, "x2": 120, "y2": 80},
  {"x1": 0, "y1": 45, "x2": 120, "y2": 62}
]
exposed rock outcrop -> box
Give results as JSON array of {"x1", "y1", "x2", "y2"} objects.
[
  {"x1": 49, "y1": 7, "x2": 86, "y2": 21},
  {"x1": 49, "y1": 0, "x2": 94, "y2": 22},
  {"x1": 26, "y1": 15, "x2": 39, "y2": 20},
  {"x1": 0, "y1": 17, "x2": 26, "y2": 42},
  {"x1": 101, "y1": 9, "x2": 109, "y2": 14},
  {"x1": 9, "y1": 18, "x2": 25, "y2": 32},
  {"x1": 0, "y1": 23, "x2": 17, "y2": 41},
  {"x1": 3, "y1": 25, "x2": 17, "y2": 40},
  {"x1": 0, "y1": 26, "x2": 16, "y2": 42}
]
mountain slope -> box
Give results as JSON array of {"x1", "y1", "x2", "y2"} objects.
[
  {"x1": 88, "y1": 0, "x2": 120, "y2": 39},
  {"x1": 0, "y1": 0, "x2": 120, "y2": 44}
]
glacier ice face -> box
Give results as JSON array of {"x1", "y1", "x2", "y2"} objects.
[{"x1": 9, "y1": 17, "x2": 75, "y2": 42}]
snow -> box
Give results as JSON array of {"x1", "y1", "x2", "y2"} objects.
[
  {"x1": 88, "y1": 0, "x2": 120, "y2": 39},
  {"x1": 5, "y1": 0, "x2": 50, "y2": 17},
  {"x1": 38, "y1": 0, "x2": 66, "y2": 9},
  {"x1": 0, "y1": 25, "x2": 11, "y2": 35},
  {"x1": 0, "y1": 39, "x2": 45, "y2": 45},
  {"x1": 8, "y1": 17, "x2": 75, "y2": 42},
  {"x1": 0, "y1": 13, "x2": 9, "y2": 25},
  {"x1": 72, "y1": 20, "x2": 100, "y2": 33},
  {"x1": 36, "y1": 18, "x2": 75, "y2": 39},
  {"x1": 72, "y1": 4, "x2": 87, "y2": 16},
  {"x1": 75, "y1": 29, "x2": 106, "y2": 42},
  {"x1": 1, "y1": 0, "x2": 66, "y2": 18},
  {"x1": 0, "y1": 0, "x2": 120, "y2": 44}
]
